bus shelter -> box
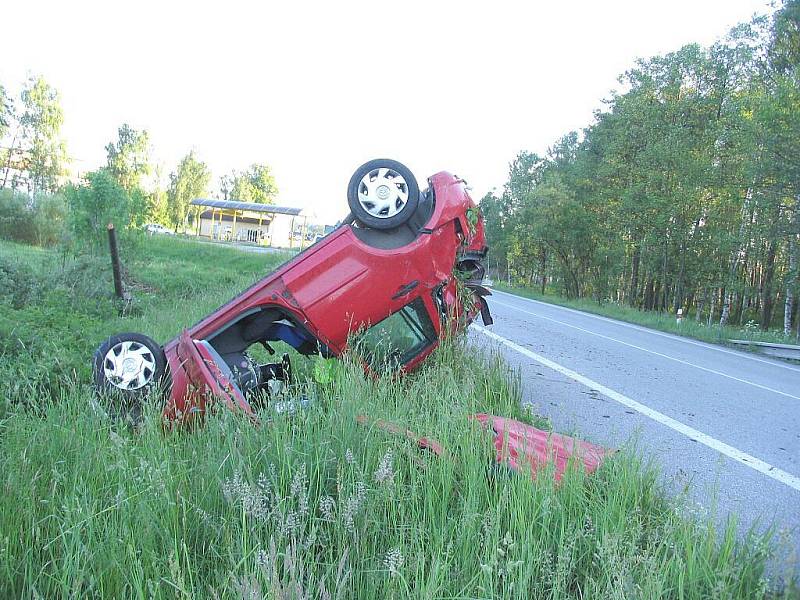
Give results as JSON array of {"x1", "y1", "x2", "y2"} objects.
[{"x1": 190, "y1": 199, "x2": 313, "y2": 249}]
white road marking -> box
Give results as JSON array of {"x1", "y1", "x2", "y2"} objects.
[
  {"x1": 473, "y1": 325, "x2": 800, "y2": 493},
  {"x1": 489, "y1": 298, "x2": 800, "y2": 402},
  {"x1": 492, "y1": 289, "x2": 800, "y2": 374}
]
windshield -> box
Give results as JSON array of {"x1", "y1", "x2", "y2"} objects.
[{"x1": 356, "y1": 298, "x2": 436, "y2": 370}]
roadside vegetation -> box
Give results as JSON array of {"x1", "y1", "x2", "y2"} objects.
[
  {"x1": 480, "y1": 2, "x2": 800, "y2": 341},
  {"x1": 0, "y1": 236, "x2": 290, "y2": 418},
  {"x1": 495, "y1": 284, "x2": 792, "y2": 346},
  {"x1": 1, "y1": 237, "x2": 797, "y2": 598}
]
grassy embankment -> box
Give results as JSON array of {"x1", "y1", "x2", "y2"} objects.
[
  {"x1": 494, "y1": 284, "x2": 795, "y2": 347},
  {"x1": 0, "y1": 237, "x2": 796, "y2": 598}
]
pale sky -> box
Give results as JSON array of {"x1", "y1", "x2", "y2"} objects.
[{"x1": 1, "y1": 0, "x2": 772, "y2": 224}]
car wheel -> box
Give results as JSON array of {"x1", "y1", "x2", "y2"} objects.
[
  {"x1": 92, "y1": 333, "x2": 167, "y2": 423},
  {"x1": 347, "y1": 159, "x2": 420, "y2": 230}
]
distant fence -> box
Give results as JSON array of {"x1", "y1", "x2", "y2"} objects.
[{"x1": 727, "y1": 339, "x2": 800, "y2": 362}]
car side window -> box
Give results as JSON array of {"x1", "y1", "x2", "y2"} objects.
[{"x1": 355, "y1": 298, "x2": 436, "y2": 370}]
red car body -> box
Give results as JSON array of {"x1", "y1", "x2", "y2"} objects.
[
  {"x1": 161, "y1": 171, "x2": 490, "y2": 422},
  {"x1": 98, "y1": 163, "x2": 609, "y2": 481}
]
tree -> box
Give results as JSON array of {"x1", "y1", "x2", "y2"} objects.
[
  {"x1": 480, "y1": 4, "x2": 800, "y2": 335},
  {"x1": 32, "y1": 192, "x2": 68, "y2": 246},
  {"x1": 105, "y1": 124, "x2": 151, "y2": 193},
  {"x1": 19, "y1": 76, "x2": 67, "y2": 194},
  {"x1": 0, "y1": 84, "x2": 12, "y2": 141},
  {"x1": 219, "y1": 172, "x2": 235, "y2": 200},
  {"x1": 766, "y1": 1, "x2": 800, "y2": 335},
  {"x1": 65, "y1": 169, "x2": 130, "y2": 243},
  {"x1": 167, "y1": 151, "x2": 210, "y2": 232},
  {"x1": 0, "y1": 83, "x2": 16, "y2": 189},
  {"x1": 144, "y1": 164, "x2": 170, "y2": 225},
  {"x1": 229, "y1": 163, "x2": 278, "y2": 204},
  {"x1": 478, "y1": 191, "x2": 511, "y2": 276}
]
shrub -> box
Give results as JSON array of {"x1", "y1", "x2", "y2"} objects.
[
  {"x1": 31, "y1": 192, "x2": 68, "y2": 246},
  {"x1": 65, "y1": 168, "x2": 131, "y2": 245},
  {"x1": 0, "y1": 188, "x2": 37, "y2": 244},
  {"x1": 0, "y1": 255, "x2": 38, "y2": 308},
  {"x1": 0, "y1": 189, "x2": 69, "y2": 247}
]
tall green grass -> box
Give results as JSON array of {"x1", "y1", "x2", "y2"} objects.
[
  {"x1": 1, "y1": 344, "x2": 791, "y2": 598},
  {"x1": 1, "y1": 237, "x2": 796, "y2": 597},
  {"x1": 0, "y1": 236, "x2": 290, "y2": 416}
]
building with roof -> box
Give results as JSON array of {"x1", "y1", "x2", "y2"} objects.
[{"x1": 189, "y1": 198, "x2": 315, "y2": 248}]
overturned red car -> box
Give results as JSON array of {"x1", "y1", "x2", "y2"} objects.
[
  {"x1": 93, "y1": 159, "x2": 492, "y2": 422},
  {"x1": 93, "y1": 159, "x2": 610, "y2": 481}
]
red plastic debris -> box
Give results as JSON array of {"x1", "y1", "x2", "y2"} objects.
[
  {"x1": 356, "y1": 414, "x2": 611, "y2": 482},
  {"x1": 355, "y1": 415, "x2": 445, "y2": 456},
  {"x1": 472, "y1": 414, "x2": 612, "y2": 481}
]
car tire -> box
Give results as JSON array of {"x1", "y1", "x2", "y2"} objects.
[
  {"x1": 347, "y1": 159, "x2": 420, "y2": 230},
  {"x1": 92, "y1": 332, "x2": 168, "y2": 424}
]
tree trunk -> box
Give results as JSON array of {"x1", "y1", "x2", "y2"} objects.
[
  {"x1": 786, "y1": 239, "x2": 797, "y2": 336},
  {"x1": 761, "y1": 241, "x2": 778, "y2": 330},
  {"x1": 653, "y1": 281, "x2": 662, "y2": 311},
  {"x1": 721, "y1": 188, "x2": 754, "y2": 326},
  {"x1": 708, "y1": 288, "x2": 720, "y2": 326},
  {"x1": 540, "y1": 250, "x2": 547, "y2": 295},
  {"x1": 1, "y1": 130, "x2": 19, "y2": 188},
  {"x1": 673, "y1": 239, "x2": 686, "y2": 313},
  {"x1": 719, "y1": 292, "x2": 732, "y2": 327},
  {"x1": 696, "y1": 288, "x2": 707, "y2": 322},
  {"x1": 629, "y1": 244, "x2": 641, "y2": 307},
  {"x1": 661, "y1": 237, "x2": 669, "y2": 312},
  {"x1": 644, "y1": 277, "x2": 655, "y2": 311},
  {"x1": 786, "y1": 200, "x2": 799, "y2": 336}
]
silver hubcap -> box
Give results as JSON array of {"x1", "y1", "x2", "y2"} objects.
[
  {"x1": 357, "y1": 167, "x2": 409, "y2": 219},
  {"x1": 103, "y1": 341, "x2": 156, "y2": 390}
]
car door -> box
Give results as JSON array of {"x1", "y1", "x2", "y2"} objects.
[{"x1": 175, "y1": 330, "x2": 256, "y2": 419}]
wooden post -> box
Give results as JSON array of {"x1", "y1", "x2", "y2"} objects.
[
  {"x1": 232, "y1": 210, "x2": 238, "y2": 241},
  {"x1": 107, "y1": 223, "x2": 124, "y2": 300}
]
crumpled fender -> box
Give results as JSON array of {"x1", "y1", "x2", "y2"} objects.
[
  {"x1": 356, "y1": 414, "x2": 612, "y2": 482},
  {"x1": 472, "y1": 414, "x2": 613, "y2": 481}
]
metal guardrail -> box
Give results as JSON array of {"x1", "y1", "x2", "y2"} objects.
[{"x1": 728, "y1": 339, "x2": 800, "y2": 361}]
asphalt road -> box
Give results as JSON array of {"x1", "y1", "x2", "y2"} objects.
[{"x1": 472, "y1": 289, "x2": 800, "y2": 563}]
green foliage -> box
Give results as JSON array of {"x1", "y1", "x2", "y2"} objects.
[
  {"x1": 221, "y1": 163, "x2": 279, "y2": 204},
  {"x1": 145, "y1": 179, "x2": 169, "y2": 225},
  {"x1": 0, "y1": 188, "x2": 38, "y2": 244},
  {"x1": 65, "y1": 168, "x2": 131, "y2": 244},
  {"x1": 769, "y1": 0, "x2": 800, "y2": 74},
  {"x1": 0, "y1": 253, "x2": 38, "y2": 308},
  {"x1": 31, "y1": 192, "x2": 68, "y2": 246},
  {"x1": 0, "y1": 83, "x2": 12, "y2": 140},
  {"x1": 167, "y1": 151, "x2": 210, "y2": 231},
  {"x1": 19, "y1": 75, "x2": 67, "y2": 194},
  {"x1": 484, "y1": 7, "x2": 800, "y2": 335},
  {"x1": 0, "y1": 188, "x2": 68, "y2": 247},
  {"x1": 105, "y1": 123, "x2": 151, "y2": 193}
]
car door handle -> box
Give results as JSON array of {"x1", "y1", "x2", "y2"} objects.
[{"x1": 392, "y1": 280, "x2": 419, "y2": 300}]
